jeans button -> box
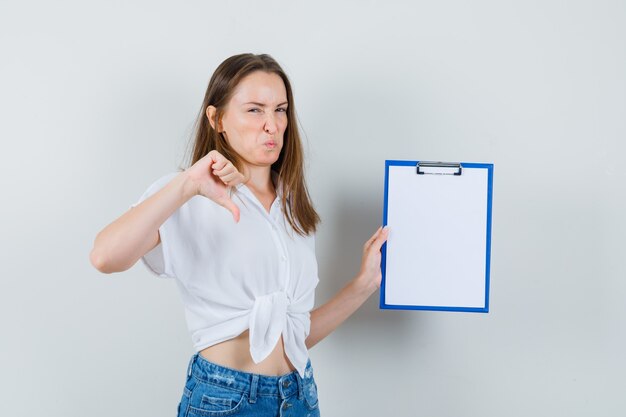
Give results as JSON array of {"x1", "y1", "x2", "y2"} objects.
[
  {"x1": 282, "y1": 380, "x2": 291, "y2": 388},
  {"x1": 282, "y1": 402, "x2": 291, "y2": 410}
]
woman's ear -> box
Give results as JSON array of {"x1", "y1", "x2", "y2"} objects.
[{"x1": 206, "y1": 105, "x2": 220, "y2": 131}]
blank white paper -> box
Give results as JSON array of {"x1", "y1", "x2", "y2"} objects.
[{"x1": 384, "y1": 165, "x2": 489, "y2": 308}]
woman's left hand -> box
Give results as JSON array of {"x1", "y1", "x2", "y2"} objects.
[{"x1": 355, "y1": 226, "x2": 390, "y2": 295}]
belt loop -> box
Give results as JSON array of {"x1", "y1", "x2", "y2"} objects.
[
  {"x1": 297, "y1": 371, "x2": 303, "y2": 400},
  {"x1": 249, "y1": 374, "x2": 259, "y2": 403},
  {"x1": 187, "y1": 353, "x2": 197, "y2": 378}
]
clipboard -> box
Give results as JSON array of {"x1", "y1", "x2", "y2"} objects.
[{"x1": 380, "y1": 160, "x2": 494, "y2": 313}]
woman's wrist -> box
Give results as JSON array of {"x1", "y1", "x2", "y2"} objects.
[
  {"x1": 178, "y1": 170, "x2": 200, "y2": 201},
  {"x1": 351, "y1": 274, "x2": 379, "y2": 298}
]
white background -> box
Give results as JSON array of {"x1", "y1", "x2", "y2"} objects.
[{"x1": 1, "y1": 1, "x2": 624, "y2": 416}]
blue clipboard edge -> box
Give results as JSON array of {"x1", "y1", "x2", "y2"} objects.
[{"x1": 379, "y1": 160, "x2": 494, "y2": 313}]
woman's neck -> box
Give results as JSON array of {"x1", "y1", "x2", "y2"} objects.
[{"x1": 243, "y1": 165, "x2": 276, "y2": 197}]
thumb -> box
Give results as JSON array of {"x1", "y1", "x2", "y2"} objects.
[
  {"x1": 219, "y1": 197, "x2": 240, "y2": 223},
  {"x1": 372, "y1": 226, "x2": 390, "y2": 249}
]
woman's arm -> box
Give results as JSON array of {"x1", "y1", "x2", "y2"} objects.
[
  {"x1": 305, "y1": 226, "x2": 389, "y2": 349},
  {"x1": 89, "y1": 171, "x2": 198, "y2": 273},
  {"x1": 90, "y1": 150, "x2": 244, "y2": 274}
]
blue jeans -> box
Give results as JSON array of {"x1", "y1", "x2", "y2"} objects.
[{"x1": 177, "y1": 352, "x2": 321, "y2": 417}]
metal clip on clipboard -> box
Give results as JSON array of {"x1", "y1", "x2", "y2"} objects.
[{"x1": 416, "y1": 161, "x2": 463, "y2": 176}]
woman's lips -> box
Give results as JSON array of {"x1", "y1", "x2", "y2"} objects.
[{"x1": 264, "y1": 141, "x2": 276, "y2": 149}]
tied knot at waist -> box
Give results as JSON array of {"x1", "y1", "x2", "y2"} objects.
[{"x1": 248, "y1": 291, "x2": 310, "y2": 372}]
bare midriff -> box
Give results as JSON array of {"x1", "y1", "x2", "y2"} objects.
[{"x1": 199, "y1": 329, "x2": 296, "y2": 376}]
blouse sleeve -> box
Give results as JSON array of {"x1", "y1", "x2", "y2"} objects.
[{"x1": 130, "y1": 172, "x2": 182, "y2": 279}]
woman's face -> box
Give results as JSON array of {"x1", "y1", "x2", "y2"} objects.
[{"x1": 212, "y1": 71, "x2": 288, "y2": 170}]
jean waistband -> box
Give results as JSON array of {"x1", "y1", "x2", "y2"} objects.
[{"x1": 187, "y1": 352, "x2": 312, "y2": 400}]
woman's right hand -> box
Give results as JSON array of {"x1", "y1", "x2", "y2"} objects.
[{"x1": 185, "y1": 150, "x2": 246, "y2": 222}]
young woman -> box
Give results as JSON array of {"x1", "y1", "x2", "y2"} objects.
[{"x1": 90, "y1": 53, "x2": 389, "y2": 417}]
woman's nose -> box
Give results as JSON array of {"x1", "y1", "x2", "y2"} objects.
[{"x1": 264, "y1": 114, "x2": 277, "y2": 134}]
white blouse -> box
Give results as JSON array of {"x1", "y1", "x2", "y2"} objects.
[{"x1": 130, "y1": 171, "x2": 319, "y2": 378}]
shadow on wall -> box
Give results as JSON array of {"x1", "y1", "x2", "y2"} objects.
[{"x1": 316, "y1": 183, "x2": 420, "y2": 348}]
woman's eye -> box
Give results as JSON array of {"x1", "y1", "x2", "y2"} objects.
[
  {"x1": 276, "y1": 108, "x2": 287, "y2": 113},
  {"x1": 248, "y1": 108, "x2": 261, "y2": 113}
]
